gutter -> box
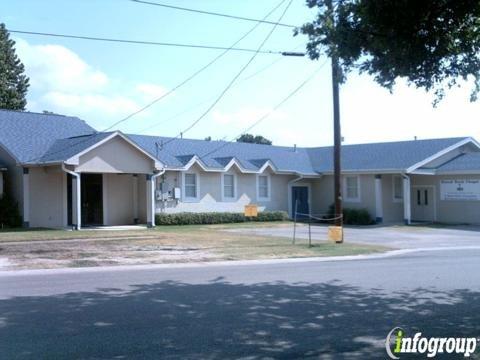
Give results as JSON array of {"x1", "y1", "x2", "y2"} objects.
[{"x1": 61, "y1": 164, "x2": 81, "y2": 230}]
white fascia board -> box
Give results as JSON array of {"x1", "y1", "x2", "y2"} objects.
[
  {"x1": 410, "y1": 168, "x2": 437, "y2": 175},
  {"x1": 65, "y1": 131, "x2": 164, "y2": 169},
  {"x1": 406, "y1": 138, "x2": 476, "y2": 174}
]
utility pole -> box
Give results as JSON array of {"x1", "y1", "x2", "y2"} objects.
[{"x1": 326, "y1": 0, "x2": 343, "y2": 229}]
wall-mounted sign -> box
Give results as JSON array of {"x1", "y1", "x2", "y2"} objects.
[{"x1": 440, "y1": 179, "x2": 480, "y2": 201}]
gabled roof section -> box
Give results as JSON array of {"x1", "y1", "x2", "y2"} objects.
[
  {"x1": 435, "y1": 153, "x2": 480, "y2": 173},
  {"x1": 0, "y1": 109, "x2": 95, "y2": 164},
  {"x1": 128, "y1": 134, "x2": 316, "y2": 174},
  {"x1": 307, "y1": 137, "x2": 470, "y2": 173}
]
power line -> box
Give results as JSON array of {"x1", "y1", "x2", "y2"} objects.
[
  {"x1": 9, "y1": 29, "x2": 283, "y2": 54},
  {"x1": 160, "y1": 0, "x2": 294, "y2": 148},
  {"x1": 137, "y1": 43, "x2": 306, "y2": 135},
  {"x1": 22, "y1": 0, "x2": 290, "y2": 163},
  {"x1": 198, "y1": 62, "x2": 327, "y2": 160},
  {"x1": 102, "y1": 0, "x2": 289, "y2": 132},
  {"x1": 130, "y1": 0, "x2": 296, "y2": 28}
]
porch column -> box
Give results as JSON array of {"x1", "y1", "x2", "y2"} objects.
[
  {"x1": 403, "y1": 175, "x2": 411, "y2": 225},
  {"x1": 374, "y1": 175, "x2": 383, "y2": 223},
  {"x1": 146, "y1": 174, "x2": 155, "y2": 228},
  {"x1": 22, "y1": 168, "x2": 30, "y2": 228},
  {"x1": 72, "y1": 175, "x2": 82, "y2": 230},
  {"x1": 133, "y1": 174, "x2": 139, "y2": 224}
]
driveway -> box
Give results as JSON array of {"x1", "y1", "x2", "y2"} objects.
[{"x1": 228, "y1": 224, "x2": 480, "y2": 249}]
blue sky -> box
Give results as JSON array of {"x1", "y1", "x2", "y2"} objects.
[{"x1": 2, "y1": 0, "x2": 479, "y2": 146}]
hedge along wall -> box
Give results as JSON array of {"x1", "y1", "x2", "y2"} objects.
[{"x1": 155, "y1": 211, "x2": 289, "y2": 225}]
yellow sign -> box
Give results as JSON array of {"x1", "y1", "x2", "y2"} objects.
[
  {"x1": 328, "y1": 226, "x2": 344, "y2": 243},
  {"x1": 244, "y1": 205, "x2": 258, "y2": 217}
]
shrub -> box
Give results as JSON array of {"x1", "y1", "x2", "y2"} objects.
[
  {"x1": 155, "y1": 211, "x2": 288, "y2": 226},
  {"x1": 326, "y1": 204, "x2": 375, "y2": 225}
]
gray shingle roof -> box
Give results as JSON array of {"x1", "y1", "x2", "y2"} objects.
[
  {"x1": 0, "y1": 109, "x2": 476, "y2": 174},
  {"x1": 0, "y1": 110, "x2": 95, "y2": 163},
  {"x1": 307, "y1": 137, "x2": 468, "y2": 173},
  {"x1": 128, "y1": 134, "x2": 316, "y2": 174},
  {"x1": 436, "y1": 153, "x2": 480, "y2": 172},
  {"x1": 37, "y1": 132, "x2": 114, "y2": 163}
]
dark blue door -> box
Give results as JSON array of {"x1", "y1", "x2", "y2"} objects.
[{"x1": 292, "y1": 186, "x2": 309, "y2": 218}]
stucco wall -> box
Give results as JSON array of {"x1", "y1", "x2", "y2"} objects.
[
  {"x1": 156, "y1": 166, "x2": 294, "y2": 213},
  {"x1": 103, "y1": 173, "x2": 135, "y2": 225},
  {"x1": 75, "y1": 136, "x2": 154, "y2": 174},
  {"x1": 29, "y1": 166, "x2": 65, "y2": 228},
  {"x1": 381, "y1": 174, "x2": 404, "y2": 223},
  {"x1": 310, "y1": 175, "x2": 377, "y2": 219},
  {"x1": 411, "y1": 174, "x2": 480, "y2": 224}
]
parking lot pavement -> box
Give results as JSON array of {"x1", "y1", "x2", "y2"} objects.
[{"x1": 227, "y1": 224, "x2": 480, "y2": 249}]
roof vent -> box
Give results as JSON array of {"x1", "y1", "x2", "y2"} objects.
[
  {"x1": 414, "y1": 136, "x2": 418, "y2": 141},
  {"x1": 293, "y1": 144, "x2": 297, "y2": 152}
]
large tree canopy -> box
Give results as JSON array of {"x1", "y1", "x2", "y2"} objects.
[
  {"x1": 0, "y1": 23, "x2": 29, "y2": 110},
  {"x1": 297, "y1": 0, "x2": 480, "y2": 103}
]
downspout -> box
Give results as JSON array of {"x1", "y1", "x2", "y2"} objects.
[
  {"x1": 149, "y1": 168, "x2": 166, "y2": 227},
  {"x1": 62, "y1": 164, "x2": 81, "y2": 230}
]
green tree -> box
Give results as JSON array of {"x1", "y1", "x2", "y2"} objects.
[
  {"x1": 296, "y1": 0, "x2": 480, "y2": 103},
  {"x1": 0, "y1": 23, "x2": 29, "y2": 110},
  {"x1": 237, "y1": 134, "x2": 272, "y2": 145}
]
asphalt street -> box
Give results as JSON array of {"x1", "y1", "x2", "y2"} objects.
[{"x1": 1, "y1": 249, "x2": 480, "y2": 359}]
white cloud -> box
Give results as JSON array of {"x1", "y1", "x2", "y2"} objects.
[
  {"x1": 41, "y1": 92, "x2": 139, "y2": 117},
  {"x1": 15, "y1": 38, "x2": 108, "y2": 92},
  {"x1": 12, "y1": 38, "x2": 170, "y2": 129}
]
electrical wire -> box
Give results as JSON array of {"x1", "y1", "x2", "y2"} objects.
[
  {"x1": 137, "y1": 43, "x2": 306, "y2": 135},
  {"x1": 8, "y1": 29, "x2": 283, "y2": 54},
  {"x1": 159, "y1": 0, "x2": 294, "y2": 148},
  {"x1": 130, "y1": 0, "x2": 296, "y2": 28},
  {"x1": 197, "y1": 61, "x2": 327, "y2": 160},
  {"x1": 102, "y1": 0, "x2": 289, "y2": 132},
  {"x1": 21, "y1": 0, "x2": 290, "y2": 163}
]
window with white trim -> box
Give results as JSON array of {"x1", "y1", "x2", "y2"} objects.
[
  {"x1": 344, "y1": 176, "x2": 360, "y2": 201},
  {"x1": 223, "y1": 174, "x2": 235, "y2": 199},
  {"x1": 258, "y1": 175, "x2": 269, "y2": 199},
  {"x1": 184, "y1": 173, "x2": 197, "y2": 199},
  {"x1": 393, "y1": 176, "x2": 403, "y2": 201}
]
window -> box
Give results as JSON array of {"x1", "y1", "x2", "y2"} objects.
[
  {"x1": 223, "y1": 174, "x2": 235, "y2": 199},
  {"x1": 344, "y1": 176, "x2": 360, "y2": 201},
  {"x1": 184, "y1": 173, "x2": 197, "y2": 199},
  {"x1": 393, "y1": 176, "x2": 403, "y2": 201},
  {"x1": 257, "y1": 175, "x2": 270, "y2": 200}
]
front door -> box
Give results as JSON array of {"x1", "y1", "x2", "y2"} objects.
[
  {"x1": 81, "y1": 174, "x2": 103, "y2": 226},
  {"x1": 411, "y1": 186, "x2": 435, "y2": 222},
  {"x1": 292, "y1": 186, "x2": 309, "y2": 218}
]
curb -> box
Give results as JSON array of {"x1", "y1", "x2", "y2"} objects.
[{"x1": 1, "y1": 246, "x2": 480, "y2": 277}]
